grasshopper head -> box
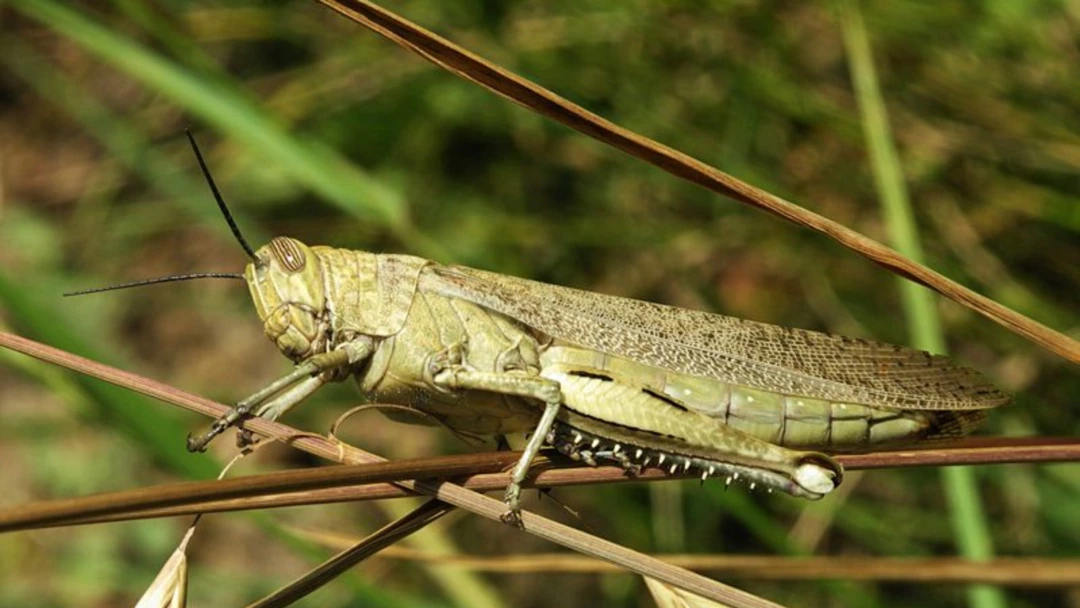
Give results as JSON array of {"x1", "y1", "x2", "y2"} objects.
[{"x1": 246, "y1": 236, "x2": 330, "y2": 361}]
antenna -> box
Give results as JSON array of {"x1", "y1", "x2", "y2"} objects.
[
  {"x1": 185, "y1": 129, "x2": 258, "y2": 261},
  {"x1": 64, "y1": 273, "x2": 246, "y2": 297},
  {"x1": 66, "y1": 131, "x2": 257, "y2": 298}
]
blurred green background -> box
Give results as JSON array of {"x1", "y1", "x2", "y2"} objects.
[{"x1": 1, "y1": 1, "x2": 1077, "y2": 607}]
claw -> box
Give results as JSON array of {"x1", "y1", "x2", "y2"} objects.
[
  {"x1": 500, "y1": 509, "x2": 523, "y2": 527},
  {"x1": 236, "y1": 428, "x2": 257, "y2": 448},
  {"x1": 185, "y1": 432, "x2": 208, "y2": 453}
]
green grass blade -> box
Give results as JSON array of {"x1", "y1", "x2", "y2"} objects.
[{"x1": 838, "y1": 3, "x2": 1006, "y2": 607}]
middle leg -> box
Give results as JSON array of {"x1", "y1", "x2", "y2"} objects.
[{"x1": 429, "y1": 355, "x2": 563, "y2": 525}]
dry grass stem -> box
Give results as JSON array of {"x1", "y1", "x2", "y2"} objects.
[
  {"x1": 365, "y1": 548, "x2": 1080, "y2": 587},
  {"x1": 247, "y1": 499, "x2": 455, "y2": 608}
]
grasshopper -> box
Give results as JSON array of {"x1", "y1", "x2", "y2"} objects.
[{"x1": 72, "y1": 134, "x2": 1009, "y2": 523}]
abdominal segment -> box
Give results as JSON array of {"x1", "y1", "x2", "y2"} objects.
[{"x1": 540, "y1": 344, "x2": 985, "y2": 451}]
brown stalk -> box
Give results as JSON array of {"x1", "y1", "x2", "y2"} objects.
[
  {"x1": 312, "y1": 0, "x2": 1079, "y2": 365},
  {"x1": 246, "y1": 499, "x2": 455, "y2": 608},
  {"x1": 0, "y1": 331, "x2": 781, "y2": 608},
  {"x1": 360, "y1": 548, "x2": 1080, "y2": 587},
  {"x1": 0, "y1": 451, "x2": 520, "y2": 532},
  {"x1": 5, "y1": 435, "x2": 1078, "y2": 531}
]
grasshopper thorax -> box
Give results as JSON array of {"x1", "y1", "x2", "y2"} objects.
[{"x1": 246, "y1": 236, "x2": 330, "y2": 362}]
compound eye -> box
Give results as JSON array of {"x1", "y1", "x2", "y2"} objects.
[{"x1": 269, "y1": 237, "x2": 306, "y2": 273}]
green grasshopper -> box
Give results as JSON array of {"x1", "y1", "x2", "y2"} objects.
[{"x1": 72, "y1": 134, "x2": 1009, "y2": 523}]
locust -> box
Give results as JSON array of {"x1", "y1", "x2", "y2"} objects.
[{"x1": 71, "y1": 134, "x2": 1010, "y2": 523}]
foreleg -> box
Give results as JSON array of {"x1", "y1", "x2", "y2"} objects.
[{"x1": 186, "y1": 337, "x2": 373, "y2": 452}]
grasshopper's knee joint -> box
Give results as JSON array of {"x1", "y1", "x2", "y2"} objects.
[
  {"x1": 537, "y1": 382, "x2": 562, "y2": 405},
  {"x1": 793, "y1": 454, "x2": 842, "y2": 497}
]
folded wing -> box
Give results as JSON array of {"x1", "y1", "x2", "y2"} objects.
[{"x1": 421, "y1": 265, "x2": 1009, "y2": 411}]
